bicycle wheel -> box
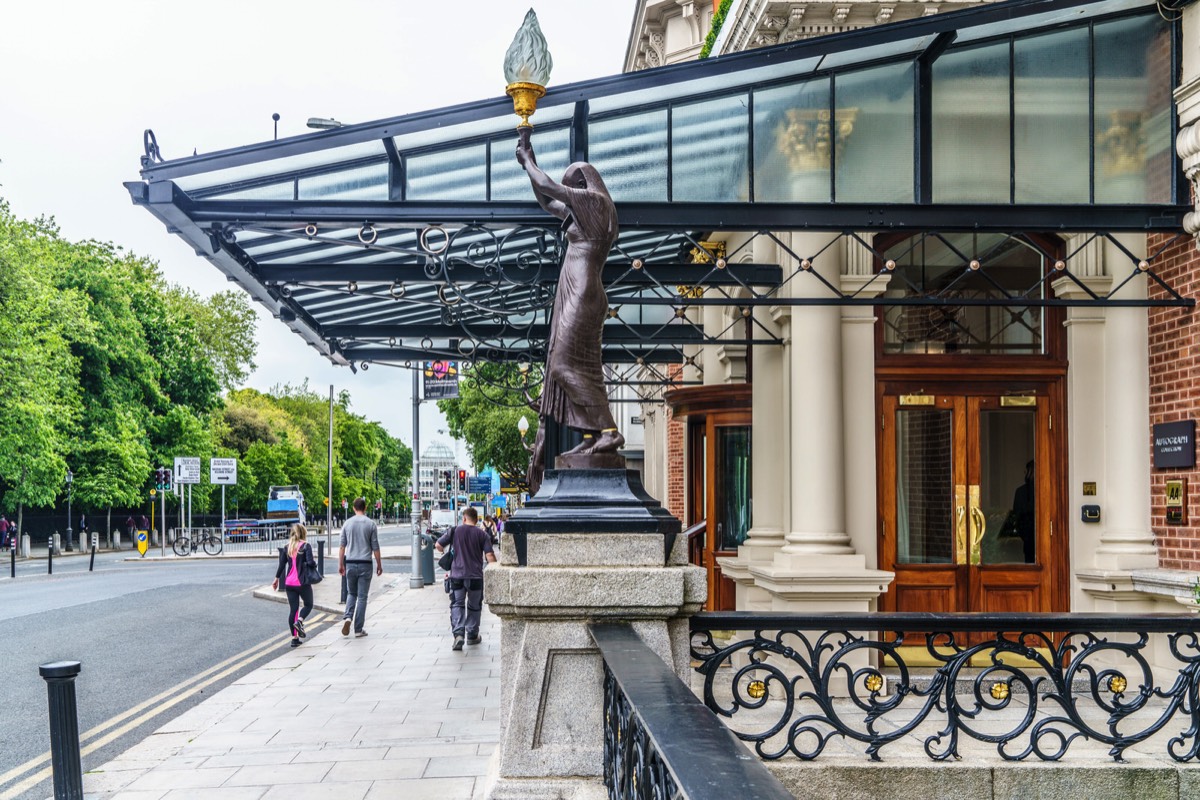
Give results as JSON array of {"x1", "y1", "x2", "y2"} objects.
[
  {"x1": 203, "y1": 535, "x2": 223, "y2": 556},
  {"x1": 172, "y1": 538, "x2": 190, "y2": 557}
]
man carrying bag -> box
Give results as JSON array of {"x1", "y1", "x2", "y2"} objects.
[{"x1": 434, "y1": 507, "x2": 496, "y2": 651}]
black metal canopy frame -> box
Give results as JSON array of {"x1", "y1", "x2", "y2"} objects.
[{"x1": 126, "y1": 0, "x2": 1193, "y2": 394}]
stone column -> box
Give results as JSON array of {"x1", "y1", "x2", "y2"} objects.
[
  {"x1": 748, "y1": 232, "x2": 892, "y2": 613},
  {"x1": 484, "y1": 529, "x2": 705, "y2": 799},
  {"x1": 1095, "y1": 234, "x2": 1156, "y2": 570},
  {"x1": 718, "y1": 235, "x2": 790, "y2": 610}
]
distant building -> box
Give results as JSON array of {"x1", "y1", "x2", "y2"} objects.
[{"x1": 418, "y1": 442, "x2": 457, "y2": 511}]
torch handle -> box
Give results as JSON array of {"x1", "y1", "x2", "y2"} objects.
[{"x1": 518, "y1": 126, "x2": 532, "y2": 150}]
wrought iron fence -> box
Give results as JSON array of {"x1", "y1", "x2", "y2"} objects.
[
  {"x1": 592, "y1": 623, "x2": 792, "y2": 800},
  {"x1": 690, "y1": 612, "x2": 1200, "y2": 764}
]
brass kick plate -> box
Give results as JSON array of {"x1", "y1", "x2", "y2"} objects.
[
  {"x1": 1000, "y1": 396, "x2": 1036, "y2": 407},
  {"x1": 899, "y1": 394, "x2": 935, "y2": 406}
]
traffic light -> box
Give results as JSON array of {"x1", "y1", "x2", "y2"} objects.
[
  {"x1": 442, "y1": 470, "x2": 452, "y2": 491},
  {"x1": 154, "y1": 467, "x2": 163, "y2": 490},
  {"x1": 458, "y1": 469, "x2": 466, "y2": 493}
]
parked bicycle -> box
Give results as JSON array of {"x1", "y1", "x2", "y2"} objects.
[{"x1": 172, "y1": 530, "x2": 223, "y2": 557}]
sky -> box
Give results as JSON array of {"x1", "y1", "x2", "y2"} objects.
[{"x1": 0, "y1": 0, "x2": 634, "y2": 463}]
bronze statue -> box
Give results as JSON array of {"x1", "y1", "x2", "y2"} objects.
[{"x1": 516, "y1": 133, "x2": 624, "y2": 466}]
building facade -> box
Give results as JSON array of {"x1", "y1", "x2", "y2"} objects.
[
  {"x1": 628, "y1": 0, "x2": 1200, "y2": 621},
  {"x1": 417, "y1": 442, "x2": 458, "y2": 511}
]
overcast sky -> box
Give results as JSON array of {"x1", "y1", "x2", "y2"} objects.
[{"x1": 0, "y1": 1, "x2": 633, "y2": 463}]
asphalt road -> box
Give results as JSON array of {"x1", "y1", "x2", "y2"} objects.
[{"x1": 0, "y1": 537, "x2": 411, "y2": 800}]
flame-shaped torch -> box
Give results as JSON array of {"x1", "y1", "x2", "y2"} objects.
[{"x1": 504, "y1": 8, "x2": 554, "y2": 142}]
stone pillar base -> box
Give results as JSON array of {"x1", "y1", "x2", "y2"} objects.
[{"x1": 484, "y1": 531, "x2": 705, "y2": 792}]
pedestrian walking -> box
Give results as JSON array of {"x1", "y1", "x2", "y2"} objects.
[
  {"x1": 0, "y1": 515, "x2": 9, "y2": 549},
  {"x1": 272, "y1": 524, "x2": 320, "y2": 648},
  {"x1": 435, "y1": 506, "x2": 496, "y2": 651},
  {"x1": 125, "y1": 515, "x2": 136, "y2": 542},
  {"x1": 338, "y1": 497, "x2": 382, "y2": 638}
]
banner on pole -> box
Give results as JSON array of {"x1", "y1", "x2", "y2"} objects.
[
  {"x1": 422, "y1": 361, "x2": 460, "y2": 399},
  {"x1": 210, "y1": 457, "x2": 238, "y2": 485}
]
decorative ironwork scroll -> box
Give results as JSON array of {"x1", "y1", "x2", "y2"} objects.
[
  {"x1": 690, "y1": 613, "x2": 1200, "y2": 763},
  {"x1": 603, "y1": 664, "x2": 684, "y2": 800}
]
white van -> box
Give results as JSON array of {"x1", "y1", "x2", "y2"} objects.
[{"x1": 430, "y1": 509, "x2": 458, "y2": 532}]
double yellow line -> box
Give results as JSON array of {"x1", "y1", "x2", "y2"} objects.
[{"x1": 0, "y1": 613, "x2": 330, "y2": 799}]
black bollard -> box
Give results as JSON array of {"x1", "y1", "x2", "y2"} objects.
[
  {"x1": 10, "y1": 547, "x2": 15, "y2": 579},
  {"x1": 88, "y1": 544, "x2": 96, "y2": 572},
  {"x1": 317, "y1": 539, "x2": 325, "y2": 576},
  {"x1": 48, "y1": 542, "x2": 53, "y2": 575},
  {"x1": 40, "y1": 661, "x2": 84, "y2": 800}
]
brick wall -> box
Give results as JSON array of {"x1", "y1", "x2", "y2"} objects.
[
  {"x1": 665, "y1": 365, "x2": 687, "y2": 520},
  {"x1": 1147, "y1": 231, "x2": 1200, "y2": 570}
]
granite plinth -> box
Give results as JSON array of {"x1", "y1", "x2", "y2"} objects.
[{"x1": 505, "y1": 468, "x2": 681, "y2": 566}]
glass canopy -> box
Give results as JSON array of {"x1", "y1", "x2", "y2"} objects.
[{"x1": 127, "y1": 0, "x2": 1189, "y2": 372}]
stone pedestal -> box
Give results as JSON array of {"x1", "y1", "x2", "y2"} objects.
[{"x1": 484, "y1": 470, "x2": 704, "y2": 800}]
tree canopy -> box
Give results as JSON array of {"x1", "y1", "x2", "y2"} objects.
[
  {"x1": 437, "y1": 363, "x2": 539, "y2": 488},
  {"x1": 0, "y1": 198, "x2": 412, "y2": 528}
]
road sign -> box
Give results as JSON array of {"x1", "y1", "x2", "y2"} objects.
[
  {"x1": 342, "y1": 499, "x2": 348, "y2": 509},
  {"x1": 174, "y1": 456, "x2": 201, "y2": 485},
  {"x1": 468, "y1": 476, "x2": 491, "y2": 494},
  {"x1": 210, "y1": 457, "x2": 238, "y2": 485},
  {"x1": 150, "y1": 489, "x2": 157, "y2": 497},
  {"x1": 136, "y1": 529, "x2": 149, "y2": 556}
]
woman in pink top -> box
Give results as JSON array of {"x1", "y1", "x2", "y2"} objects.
[{"x1": 272, "y1": 524, "x2": 319, "y2": 647}]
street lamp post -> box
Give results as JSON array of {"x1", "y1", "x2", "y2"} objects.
[{"x1": 64, "y1": 470, "x2": 73, "y2": 552}]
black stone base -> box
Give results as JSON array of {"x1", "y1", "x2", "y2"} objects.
[{"x1": 506, "y1": 468, "x2": 681, "y2": 566}]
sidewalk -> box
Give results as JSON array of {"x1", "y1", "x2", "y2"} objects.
[{"x1": 86, "y1": 577, "x2": 500, "y2": 800}]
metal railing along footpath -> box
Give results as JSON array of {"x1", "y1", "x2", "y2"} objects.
[
  {"x1": 591, "y1": 623, "x2": 792, "y2": 800},
  {"x1": 689, "y1": 612, "x2": 1200, "y2": 763}
]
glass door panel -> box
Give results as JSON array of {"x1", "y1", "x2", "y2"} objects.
[
  {"x1": 715, "y1": 426, "x2": 752, "y2": 551},
  {"x1": 978, "y1": 408, "x2": 1037, "y2": 565},
  {"x1": 895, "y1": 408, "x2": 954, "y2": 564}
]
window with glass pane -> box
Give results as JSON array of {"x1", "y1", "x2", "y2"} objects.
[
  {"x1": 298, "y1": 164, "x2": 388, "y2": 201},
  {"x1": 753, "y1": 77, "x2": 831, "y2": 203},
  {"x1": 881, "y1": 233, "x2": 1045, "y2": 355},
  {"x1": 1014, "y1": 27, "x2": 1089, "y2": 204},
  {"x1": 406, "y1": 144, "x2": 487, "y2": 201},
  {"x1": 672, "y1": 94, "x2": 749, "y2": 203},
  {"x1": 588, "y1": 110, "x2": 668, "y2": 201},
  {"x1": 896, "y1": 409, "x2": 953, "y2": 564},
  {"x1": 835, "y1": 63, "x2": 914, "y2": 203},
  {"x1": 491, "y1": 127, "x2": 571, "y2": 201},
  {"x1": 933, "y1": 43, "x2": 1010, "y2": 203},
  {"x1": 715, "y1": 426, "x2": 751, "y2": 551},
  {"x1": 1094, "y1": 14, "x2": 1173, "y2": 204}
]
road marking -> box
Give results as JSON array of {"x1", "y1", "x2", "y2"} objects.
[{"x1": 0, "y1": 620, "x2": 329, "y2": 799}]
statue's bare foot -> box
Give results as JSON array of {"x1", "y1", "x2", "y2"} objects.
[
  {"x1": 562, "y1": 435, "x2": 595, "y2": 456},
  {"x1": 591, "y1": 429, "x2": 625, "y2": 453}
]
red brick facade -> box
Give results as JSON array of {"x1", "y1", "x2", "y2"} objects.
[
  {"x1": 1147, "y1": 232, "x2": 1200, "y2": 569},
  {"x1": 665, "y1": 365, "x2": 687, "y2": 520}
]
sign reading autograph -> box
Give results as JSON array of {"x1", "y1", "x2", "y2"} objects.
[{"x1": 1153, "y1": 420, "x2": 1195, "y2": 469}]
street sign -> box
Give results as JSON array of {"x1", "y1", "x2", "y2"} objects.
[
  {"x1": 210, "y1": 457, "x2": 238, "y2": 485},
  {"x1": 342, "y1": 499, "x2": 348, "y2": 509},
  {"x1": 174, "y1": 456, "x2": 201, "y2": 485},
  {"x1": 136, "y1": 530, "x2": 149, "y2": 556},
  {"x1": 468, "y1": 476, "x2": 491, "y2": 494}
]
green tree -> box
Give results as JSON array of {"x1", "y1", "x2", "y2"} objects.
[{"x1": 438, "y1": 363, "x2": 538, "y2": 487}]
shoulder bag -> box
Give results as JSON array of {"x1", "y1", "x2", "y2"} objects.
[
  {"x1": 304, "y1": 542, "x2": 323, "y2": 584},
  {"x1": 437, "y1": 526, "x2": 456, "y2": 572}
]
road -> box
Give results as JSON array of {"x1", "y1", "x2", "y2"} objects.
[{"x1": 0, "y1": 528, "x2": 412, "y2": 800}]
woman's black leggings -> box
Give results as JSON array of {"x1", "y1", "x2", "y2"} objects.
[{"x1": 285, "y1": 585, "x2": 314, "y2": 637}]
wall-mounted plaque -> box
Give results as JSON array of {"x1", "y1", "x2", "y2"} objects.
[{"x1": 1153, "y1": 421, "x2": 1195, "y2": 469}]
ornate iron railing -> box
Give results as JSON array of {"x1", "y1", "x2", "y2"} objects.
[
  {"x1": 690, "y1": 612, "x2": 1200, "y2": 764},
  {"x1": 592, "y1": 623, "x2": 792, "y2": 800}
]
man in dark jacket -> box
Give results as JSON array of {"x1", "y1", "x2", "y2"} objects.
[{"x1": 435, "y1": 506, "x2": 496, "y2": 651}]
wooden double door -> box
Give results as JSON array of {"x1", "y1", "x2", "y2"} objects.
[{"x1": 879, "y1": 384, "x2": 1066, "y2": 615}]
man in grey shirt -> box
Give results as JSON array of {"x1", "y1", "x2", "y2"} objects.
[{"x1": 339, "y1": 497, "x2": 382, "y2": 637}]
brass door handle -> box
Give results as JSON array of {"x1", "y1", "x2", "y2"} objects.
[
  {"x1": 955, "y1": 485, "x2": 967, "y2": 565},
  {"x1": 969, "y1": 484, "x2": 984, "y2": 566}
]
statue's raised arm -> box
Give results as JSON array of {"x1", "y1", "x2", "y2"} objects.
[{"x1": 516, "y1": 134, "x2": 624, "y2": 470}]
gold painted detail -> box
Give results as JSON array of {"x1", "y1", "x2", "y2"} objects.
[
  {"x1": 746, "y1": 679, "x2": 767, "y2": 700},
  {"x1": 1083, "y1": 482, "x2": 1097, "y2": 496},
  {"x1": 864, "y1": 672, "x2": 884, "y2": 693},
  {"x1": 1108, "y1": 674, "x2": 1128, "y2": 694},
  {"x1": 690, "y1": 241, "x2": 727, "y2": 264},
  {"x1": 677, "y1": 285, "x2": 705, "y2": 300},
  {"x1": 1097, "y1": 110, "x2": 1146, "y2": 177},
  {"x1": 899, "y1": 394, "x2": 935, "y2": 406},
  {"x1": 505, "y1": 81, "x2": 546, "y2": 129},
  {"x1": 955, "y1": 484, "x2": 968, "y2": 566},
  {"x1": 776, "y1": 108, "x2": 858, "y2": 171},
  {"x1": 1000, "y1": 395, "x2": 1037, "y2": 407},
  {"x1": 990, "y1": 682, "x2": 1010, "y2": 701},
  {"x1": 969, "y1": 485, "x2": 984, "y2": 566}
]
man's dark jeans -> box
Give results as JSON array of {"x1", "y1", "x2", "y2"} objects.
[
  {"x1": 448, "y1": 576, "x2": 484, "y2": 638},
  {"x1": 343, "y1": 562, "x2": 373, "y2": 632}
]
